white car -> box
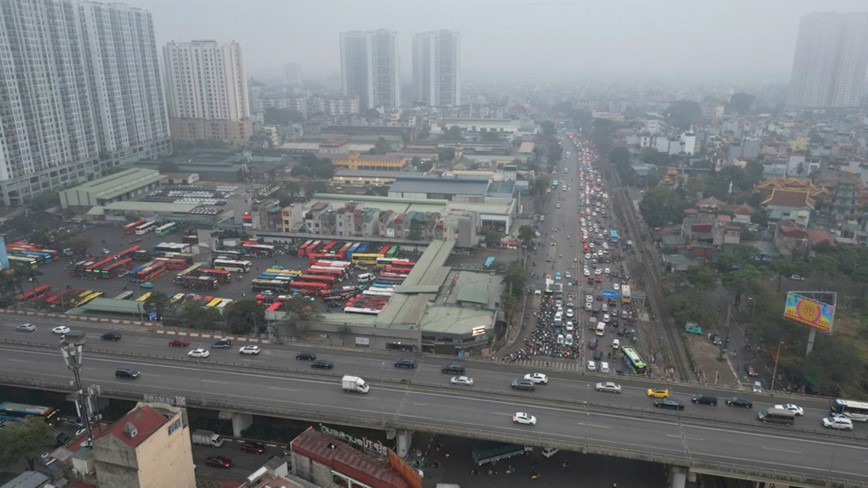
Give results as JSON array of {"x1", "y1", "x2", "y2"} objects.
[
  {"x1": 584, "y1": 253, "x2": 591, "y2": 260},
  {"x1": 586, "y1": 294, "x2": 594, "y2": 303},
  {"x1": 239, "y1": 345, "x2": 261, "y2": 355},
  {"x1": 613, "y1": 283, "x2": 620, "y2": 291},
  {"x1": 541, "y1": 447, "x2": 559, "y2": 458},
  {"x1": 603, "y1": 313, "x2": 610, "y2": 322},
  {"x1": 450, "y1": 375, "x2": 474, "y2": 386},
  {"x1": 822, "y1": 415, "x2": 853, "y2": 431},
  {"x1": 612, "y1": 339, "x2": 620, "y2": 350},
  {"x1": 604, "y1": 268, "x2": 610, "y2": 274},
  {"x1": 595, "y1": 381, "x2": 622, "y2": 393},
  {"x1": 595, "y1": 268, "x2": 602, "y2": 276},
  {"x1": 774, "y1": 404, "x2": 804, "y2": 416},
  {"x1": 523, "y1": 373, "x2": 549, "y2": 384},
  {"x1": 565, "y1": 309, "x2": 574, "y2": 318},
  {"x1": 16, "y1": 323, "x2": 36, "y2": 332},
  {"x1": 52, "y1": 326, "x2": 71, "y2": 335},
  {"x1": 512, "y1": 412, "x2": 537, "y2": 425},
  {"x1": 188, "y1": 348, "x2": 210, "y2": 358}
]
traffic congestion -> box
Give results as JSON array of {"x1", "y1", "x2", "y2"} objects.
[{"x1": 511, "y1": 131, "x2": 641, "y2": 377}]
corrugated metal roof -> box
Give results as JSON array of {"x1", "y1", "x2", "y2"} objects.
[{"x1": 103, "y1": 201, "x2": 200, "y2": 213}]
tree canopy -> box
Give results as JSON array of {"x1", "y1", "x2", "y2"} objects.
[
  {"x1": 638, "y1": 187, "x2": 685, "y2": 228},
  {"x1": 0, "y1": 416, "x2": 54, "y2": 470},
  {"x1": 290, "y1": 154, "x2": 334, "y2": 179},
  {"x1": 224, "y1": 299, "x2": 266, "y2": 334}
]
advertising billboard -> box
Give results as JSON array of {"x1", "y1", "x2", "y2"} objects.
[
  {"x1": 0, "y1": 237, "x2": 7, "y2": 269},
  {"x1": 783, "y1": 292, "x2": 835, "y2": 334}
]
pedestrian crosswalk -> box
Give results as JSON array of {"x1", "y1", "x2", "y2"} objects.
[{"x1": 515, "y1": 358, "x2": 585, "y2": 372}]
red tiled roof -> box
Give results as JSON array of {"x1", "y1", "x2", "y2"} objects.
[
  {"x1": 762, "y1": 189, "x2": 814, "y2": 209},
  {"x1": 807, "y1": 229, "x2": 833, "y2": 246},
  {"x1": 98, "y1": 405, "x2": 169, "y2": 449},
  {"x1": 692, "y1": 223, "x2": 712, "y2": 232},
  {"x1": 724, "y1": 226, "x2": 741, "y2": 232},
  {"x1": 291, "y1": 427, "x2": 409, "y2": 488}
]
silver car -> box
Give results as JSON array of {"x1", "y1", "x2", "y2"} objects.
[
  {"x1": 595, "y1": 381, "x2": 622, "y2": 393},
  {"x1": 15, "y1": 323, "x2": 36, "y2": 332}
]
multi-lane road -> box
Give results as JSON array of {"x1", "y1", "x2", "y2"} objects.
[{"x1": 1, "y1": 317, "x2": 867, "y2": 486}]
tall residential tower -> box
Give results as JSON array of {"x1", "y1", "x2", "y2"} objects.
[
  {"x1": 788, "y1": 12, "x2": 868, "y2": 108},
  {"x1": 413, "y1": 30, "x2": 460, "y2": 107},
  {"x1": 162, "y1": 40, "x2": 251, "y2": 146},
  {"x1": 0, "y1": 0, "x2": 170, "y2": 206},
  {"x1": 340, "y1": 30, "x2": 400, "y2": 110}
]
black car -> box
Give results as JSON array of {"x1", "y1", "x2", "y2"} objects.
[
  {"x1": 441, "y1": 364, "x2": 465, "y2": 374},
  {"x1": 692, "y1": 394, "x2": 718, "y2": 406},
  {"x1": 115, "y1": 367, "x2": 141, "y2": 379},
  {"x1": 394, "y1": 358, "x2": 417, "y2": 369},
  {"x1": 654, "y1": 398, "x2": 685, "y2": 410},
  {"x1": 311, "y1": 359, "x2": 333, "y2": 369},
  {"x1": 726, "y1": 397, "x2": 753, "y2": 408},
  {"x1": 101, "y1": 332, "x2": 122, "y2": 341},
  {"x1": 212, "y1": 338, "x2": 232, "y2": 348},
  {"x1": 295, "y1": 351, "x2": 317, "y2": 361},
  {"x1": 511, "y1": 379, "x2": 536, "y2": 391},
  {"x1": 593, "y1": 349, "x2": 603, "y2": 361}
]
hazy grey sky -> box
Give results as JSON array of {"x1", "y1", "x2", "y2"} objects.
[{"x1": 136, "y1": 0, "x2": 867, "y2": 82}]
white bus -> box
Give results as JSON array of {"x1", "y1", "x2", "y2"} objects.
[
  {"x1": 213, "y1": 259, "x2": 252, "y2": 273},
  {"x1": 134, "y1": 221, "x2": 158, "y2": 235},
  {"x1": 830, "y1": 399, "x2": 868, "y2": 422}
]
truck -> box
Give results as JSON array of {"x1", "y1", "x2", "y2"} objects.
[
  {"x1": 471, "y1": 442, "x2": 532, "y2": 465},
  {"x1": 341, "y1": 375, "x2": 370, "y2": 394},
  {"x1": 191, "y1": 429, "x2": 224, "y2": 447}
]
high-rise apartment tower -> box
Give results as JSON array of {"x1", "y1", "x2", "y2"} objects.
[
  {"x1": 413, "y1": 30, "x2": 460, "y2": 107},
  {"x1": 788, "y1": 12, "x2": 868, "y2": 108},
  {"x1": 340, "y1": 30, "x2": 400, "y2": 110}
]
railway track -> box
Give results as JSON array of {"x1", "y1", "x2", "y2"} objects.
[{"x1": 604, "y1": 161, "x2": 693, "y2": 382}]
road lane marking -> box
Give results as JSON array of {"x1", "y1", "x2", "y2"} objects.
[
  {"x1": 7, "y1": 359, "x2": 31, "y2": 363},
  {"x1": 577, "y1": 422, "x2": 610, "y2": 429},
  {"x1": 761, "y1": 446, "x2": 802, "y2": 454},
  {"x1": 269, "y1": 387, "x2": 298, "y2": 392}
]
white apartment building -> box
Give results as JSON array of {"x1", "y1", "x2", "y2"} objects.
[
  {"x1": 413, "y1": 30, "x2": 460, "y2": 107},
  {"x1": 340, "y1": 30, "x2": 400, "y2": 110},
  {"x1": 163, "y1": 40, "x2": 250, "y2": 121},
  {"x1": 311, "y1": 95, "x2": 360, "y2": 116},
  {"x1": 283, "y1": 62, "x2": 303, "y2": 87},
  {"x1": 0, "y1": 0, "x2": 170, "y2": 206},
  {"x1": 788, "y1": 12, "x2": 868, "y2": 108}
]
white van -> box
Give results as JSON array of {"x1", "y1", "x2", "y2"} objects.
[
  {"x1": 587, "y1": 360, "x2": 597, "y2": 371},
  {"x1": 595, "y1": 322, "x2": 606, "y2": 337},
  {"x1": 554, "y1": 312, "x2": 563, "y2": 325},
  {"x1": 357, "y1": 273, "x2": 375, "y2": 283},
  {"x1": 565, "y1": 334, "x2": 574, "y2": 346}
]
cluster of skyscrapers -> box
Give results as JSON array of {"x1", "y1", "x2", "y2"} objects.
[{"x1": 340, "y1": 29, "x2": 460, "y2": 110}]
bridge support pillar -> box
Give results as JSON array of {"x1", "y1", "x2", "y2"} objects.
[
  {"x1": 392, "y1": 429, "x2": 412, "y2": 458},
  {"x1": 668, "y1": 466, "x2": 687, "y2": 488},
  {"x1": 231, "y1": 412, "x2": 253, "y2": 437}
]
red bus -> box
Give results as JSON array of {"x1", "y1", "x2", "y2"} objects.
[
  {"x1": 307, "y1": 252, "x2": 332, "y2": 264},
  {"x1": 290, "y1": 281, "x2": 329, "y2": 292},
  {"x1": 136, "y1": 261, "x2": 166, "y2": 282},
  {"x1": 377, "y1": 244, "x2": 392, "y2": 255},
  {"x1": 296, "y1": 274, "x2": 337, "y2": 285},
  {"x1": 311, "y1": 260, "x2": 351, "y2": 269},
  {"x1": 336, "y1": 242, "x2": 353, "y2": 259},
  {"x1": 46, "y1": 288, "x2": 80, "y2": 306},
  {"x1": 17, "y1": 284, "x2": 51, "y2": 302},
  {"x1": 321, "y1": 241, "x2": 338, "y2": 254},
  {"x1": 305, "y1": 240, "x2": 323, "y2": 256},
  {"x1": 296, "y1": 240, "x2": 314, "y2": 257},
  {"x1": 123, "y1": 219, "x2": 147, "y2": 235},
  {"x1": 307, "y1": 266, "x2": 344, "y2": 278},
  {"x1": 381, "y1": 272, "x2": 408, "y2": 279},
  {"x1": 198, "y1": 269, "x2": 232, "y2": 283},
  {"x1": 156, "y1": 257, "x2": 189, "y2": 270},
  {"x1": 102, "y1": 258, "x2": 132, "y2": 278}
]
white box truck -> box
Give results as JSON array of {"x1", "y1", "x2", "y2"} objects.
[
  {"x1": 191, "y1": 429, "x2": 224, "y2": 447},
  {"x1": 342, "y1": 375, "x2": 370, "y2": 394}
]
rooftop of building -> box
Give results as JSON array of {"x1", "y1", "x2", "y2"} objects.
[
  {"x1": 290, "y1": 427, "x2": 411, "y2": 488},
  {"x1": 64, "y1": 168, "x2": 165, "y2": 200},
  {"x1": 99, "y1": 201, "x2": 201, "y2": 214},
  {"x1": 389, "y1": 174, "x2": 491, "y2": 196},
  {"x1": 487, "y1": 180, "x2": 516, "y2": 195},
  {"x1": 310, "y1": 193, "x2": 447, "y2": 215},
  {"x1": 96, "y1": 405, "x2": 170, "y2": 449},
  {"x1": 333, "y1": 169, "x2": 424, "y2": 179}
]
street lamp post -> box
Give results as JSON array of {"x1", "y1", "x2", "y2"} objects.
[
  {"x1": 380, "y1": 362, "x2": 386, "y2": 427},
  {"x1": 770, "y1": 341, "x2": 783, "y2": 392}
]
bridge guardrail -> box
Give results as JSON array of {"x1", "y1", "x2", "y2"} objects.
[{"x1": 4, "y1": 372, "x2": 857, "y2": 488}]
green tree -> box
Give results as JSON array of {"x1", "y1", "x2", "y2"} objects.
[
  {"x1": 685, "y1": 175, "x2": 706, "y2": 198},
  {"x1": 722, "y1": 265, "x2": 762, "y2": 305},
  {"x1": 181, "y1": 301, "x2": 222, "y2": 330},
  {"x1": 685, "y1": 265, "x2": 717, "y2": 291},
  {"x1": 482, "y1": 228, "x2": 505, "y2": 247},
  {"x1": 665, "y1": 100, "x2": 702, "y2": 131},
  {"x1": 224, "y1": 299, "x2": 265, "y2": 334},
  {"x1": 144, "y1": 290, "x2": 171, "y2": 318},
  {"x1": 67, "y1": 235, "x2": 92, "y2": 257},
  {"x1": 301, "y1": 180, "x2": 328, "y2": 198},
  {"x1": 518, "y1": 225, "x2": 536, "y2": 248},
  {"x1": 501, "y1": 260, "x2": 530, "y2": 297},
  {"x1": 750, "y1": 210, "x2": 769, "y2": 227},
  {"x1": 0, "y1": 416, "x2": 54, "y2": 470},
  {"x1": 284, "y1": 181, "x2": 301, "y2": 198},
  {"x1": 368, "y1": 137, "x2": 390, "y2": 154},
  {"x1": 436, "y1": 148, "x2": 456, "y2": 163},
  {"x1": 727, "y1": 93, "x2": 755, "y2": 115},
  {"x1": 418, "y1": 160, "x2": 434, "y2": 172},
  {"x1": 803, "y1": 334, "x2": 865, "y2": 395},
  {"x1": 281, "y1": 296, "x2": 320, "y2": 321},
  {"x1": 638, "y1": 186, "x2": 685, "y2": 228},
  {"x1": 540, "y1": 120, "x2": 556, "y2": 137},
  {"x1": 408, "y1": 221, "x2": 423, "y2": 240},
  {"x1": 444, "y1": 126, "x2": 463, "y2": 141}
]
